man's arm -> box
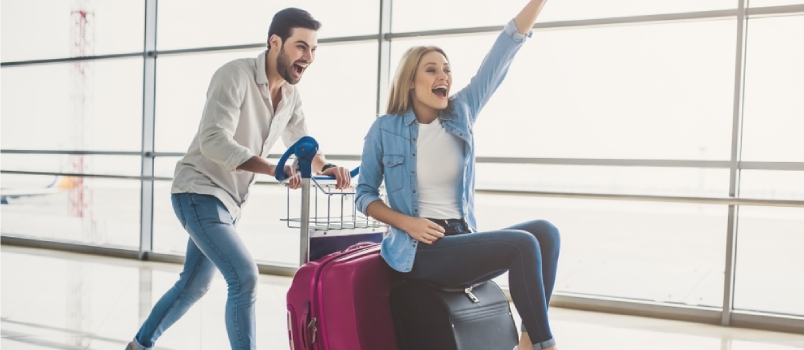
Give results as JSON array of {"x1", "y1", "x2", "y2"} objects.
[
  {"x1": 236, "y1": 156, "x2": 301, "y2": 189},
  {"x1": 197, "y1": 65, "x2": 255, "y2": 172},
  {"x1": 312, "y1": 154, "x2": 351, "y2": 189}
]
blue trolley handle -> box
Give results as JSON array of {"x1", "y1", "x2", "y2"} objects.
[
  {"x1": 274, "y1": 136, "x2": 319, "y2": 182},
  {"x1": 274, "y1": 136, "x2": 360, "y2": 182}
]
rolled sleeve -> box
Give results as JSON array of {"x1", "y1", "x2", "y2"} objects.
[
  {"x1": 224, "y1": 146, "x2": 254, "y2": 173},
  {"x1": 197, "y1": 64, "x2": 254, "y2": 172},
  {"x1": 503, "y1": 18, "x2": 533, "y2": 42},
  {"x1": 355, "y1": 119, "x2": 385, "y2": 216}
]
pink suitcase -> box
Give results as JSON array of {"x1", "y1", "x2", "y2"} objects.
[
  {"x1": 286, "y1": 243, "x2": 398, "y2": 350},
  {"x1": 277, "y1": 137, "x2": 397, "y2": 349}
]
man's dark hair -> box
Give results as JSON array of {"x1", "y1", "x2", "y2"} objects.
[{"x1": 267, "y1": 8, "x2": 321, "y2": 50}]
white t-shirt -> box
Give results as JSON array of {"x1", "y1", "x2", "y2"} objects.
[{"x1": 416, "y1": 121, "x2": 463, "y2": 219}]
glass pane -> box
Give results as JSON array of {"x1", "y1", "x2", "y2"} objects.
[
  {"x1": 154, "y1": 157, "x2": 182, "y2": 179},
  {"x1": 389, "y1": 20, "x2": 737, "y2": 159},
  {"x1": 741, "y1": 15, "x2": 804, "y2": 162},
  {"x1": 477, "y1": 164, "x2": 730, "y2": 197},
  {"x1": 476, "y1": 195, "x2": 727, "y2": 307},
  {"x1": 157, "y1": 0, "x2": 379, "y2": 51},
  {"x1": 734, "y1": 206, "x2": 804, "y2": 316},
  {"x1": 155, "y1": 42, "x2": 378, "y2": 155},
  {"x1": 739, "y1": 170, "x2": 804, "y2": 200},
  {"x1": 1, "y1": 0, "x2": 144, "y2": 62},
  {"x1": 392, "y1": 0, "x2": 735, "y2": 32},
  {"x1": 291, "y1": 41, "x2": 378, "y2": 155},
  {"x1": 1, "y1": 154, "x2": 141, "y2": 177},
  {"x1": 0, "y1": 174, "x2": 141, "y2": 249},
  {"x1": 749, "y1": 0, "x2": 804, "y2": 6},
  {"x1": 1, "y1": 58, "x2": 144, "y2": 151},
  {"x1": 152, "y1": 181, "x2": 186, "y2": 255}
]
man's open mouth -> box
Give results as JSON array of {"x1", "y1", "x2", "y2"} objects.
[{"x1": 292, "y1": 63, "x2": 306, "y2": 76}]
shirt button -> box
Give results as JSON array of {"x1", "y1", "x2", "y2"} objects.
[
  {"x1": 414, "y1": 209, "x2": 418, "y2": 212},
  {"x1": 412, "y1": 171, "x2": 415, "y2": 174},
  {"x1": 412, "y1": 153, "x2": 416, "y2": 156},
  {"x1": 412, "y1": 190, "x2": 416, "y2": 193},
  {"x1": 413, "y1": 137, "x2": 417, "y2": 141}
]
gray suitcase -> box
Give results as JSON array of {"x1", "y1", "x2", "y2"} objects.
[{"x1": 390, "y1": 279, "x2": 518, "y2": 350}]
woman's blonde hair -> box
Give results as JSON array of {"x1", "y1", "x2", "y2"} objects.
[{"x1": 385, "y1": 46, "x2": 451, "y2": 115}]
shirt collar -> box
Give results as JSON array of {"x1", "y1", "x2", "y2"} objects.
[
  {"x1": 402, "y1": 107, "x2": 455, "y2": 126},
  {"x1": 403, "y1": 109, "x2": 417, "y2": 126},
  {"x1": 255, "y1": 50, "x2": 269, "y2": 85}
]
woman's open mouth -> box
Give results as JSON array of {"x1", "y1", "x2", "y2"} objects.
[{"x1": 432, "y1": 85, "x2": 448, "y2": 99}]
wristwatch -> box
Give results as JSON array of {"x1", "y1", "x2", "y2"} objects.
[{"x1": 320, "y1": 163, "x2": 337, "y2": 172}]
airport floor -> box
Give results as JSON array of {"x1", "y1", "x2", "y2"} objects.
[{"x1": 2, "y1": 245, "x2": 803, "y2": 350}]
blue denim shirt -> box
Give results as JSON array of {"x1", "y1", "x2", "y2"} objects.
[{"x1": 356, "y1": 20, "x2": 532, "y2": 273}]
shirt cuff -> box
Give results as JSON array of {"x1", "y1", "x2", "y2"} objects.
[
  {"x1": 225, "y1": 147, "x2": 255, "y2": 173},
  {"x1": 357, "y1": 195, "x2": 383, "y2": 217},
  {"x1": 504, "y1": 19, "x2": 532, "y2": 42}
]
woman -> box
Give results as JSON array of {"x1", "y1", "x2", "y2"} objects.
[{"x1": 355, "y1": 1, "x2": 559, "y2": 349}]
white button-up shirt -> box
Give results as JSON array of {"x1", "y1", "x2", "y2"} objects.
[{"x1": 172, "y1": 50, "x2": 311, "y2": 219}]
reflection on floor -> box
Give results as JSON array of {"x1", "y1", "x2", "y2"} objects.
[{"x1": 2, "y1": 246, "x2": 803, "y2": 350}]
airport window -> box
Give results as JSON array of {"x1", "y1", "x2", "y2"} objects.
[
  {"x1": 391, "y1": 0, "x2": 736, "y2": 33},
  {"x1": 2, "y1": 0, "x2": 803, "y2": 333},
  {"x1": 1, "y1": 58, "x2": 144, "y2": 152},
  {"x1": 734, "y1": 206, "x2": 804, "y2": 316},
  {"x1": 741, "y1": 15, "x2": 804, "y2": 163},
  {"x1": 156, "y1": 0, "x2": 379, "y2": 51},
  {"x1": 0, "y1": 0, "x2": 144, "y2": 62}
]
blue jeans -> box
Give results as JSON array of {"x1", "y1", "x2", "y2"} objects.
[
  {"x1": 407, "y1": 220, "x2": 560, "y2": 349},
  {"x1": 131, "y1": 193, "x2": 258, "y2": 350}
]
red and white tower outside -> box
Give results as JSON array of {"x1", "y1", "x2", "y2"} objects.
[{"x1": 69, "y1": 0, "x2": 95, "y2": 239}]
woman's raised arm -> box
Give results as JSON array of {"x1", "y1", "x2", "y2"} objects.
[{"x1": 514, "y1": 0, "x2": 549, "y2": 35}]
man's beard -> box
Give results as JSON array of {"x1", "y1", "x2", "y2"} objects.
[{"x1": 276, "y1": 47, "x2": 302, "y2": 85}]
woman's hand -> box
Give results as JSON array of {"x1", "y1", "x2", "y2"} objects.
[
  {"x1": 401, "y1": 217, "x2": 446, "y2": 244},
  {"x1": 364, "y1": 201, "x2": 445, "y2": 244}
]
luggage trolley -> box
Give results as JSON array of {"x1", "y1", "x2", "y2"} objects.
[{"x1": 275, "y1": 136, "x2": 386, "y2": 266}]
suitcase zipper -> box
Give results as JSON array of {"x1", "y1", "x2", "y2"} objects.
[
  {"x1": 464, "y1": 286, "x2": 480, "y2": 303},
  {"x1": 307, "y1": 317, "x2": 318, "y2": 344}
]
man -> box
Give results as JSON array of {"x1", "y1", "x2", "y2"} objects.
[{"x1": 128, "y1": 8, "x2": 349, "y2": 350}]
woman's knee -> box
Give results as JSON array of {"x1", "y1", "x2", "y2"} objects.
[
  {"x1": 500, "y1": 229, "x2": 541, "y2": 254},
  {"x1": 523, "y1": 220, "x2": 560, "y2": 248}
]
